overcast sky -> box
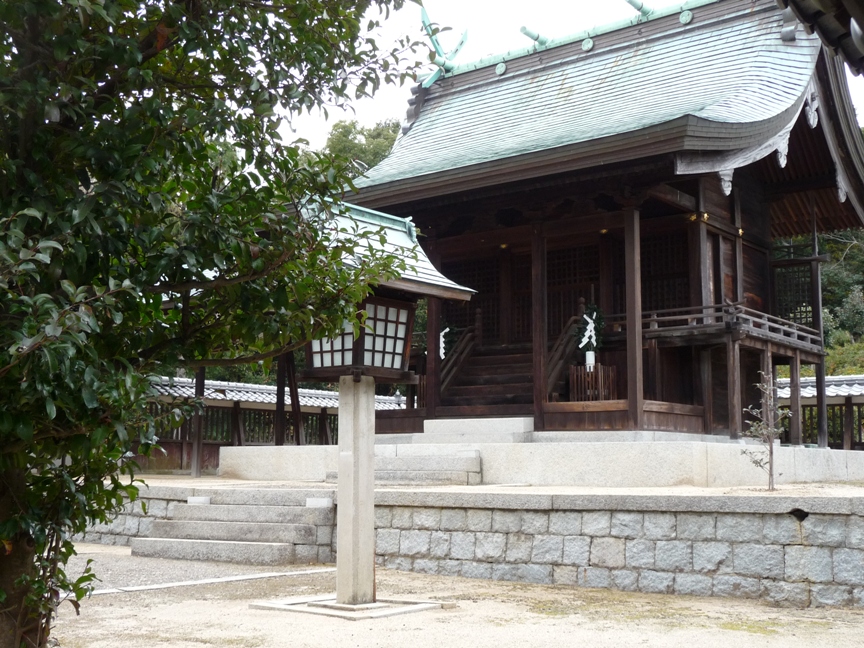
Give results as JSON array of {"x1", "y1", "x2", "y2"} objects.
[{"x1": 280, "y1": 0, "x2": 864, "y2": 149}]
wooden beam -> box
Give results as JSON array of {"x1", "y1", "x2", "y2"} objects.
[
  {"x1": 764, "y1": 173, "x2": 836, "y2": 201},
  {"x1": 647, "y1": 183, "x2": 697, "y2": 212},
  {"x1": 190, "y1": 367, "x2": 205, "y2": 478},
  {"x1": 531, "y1": 224, "x2": 548, "y2": 431},
  {"x1": 541, "y1": 210, "x2": 627, "y2": 239},
  {"x1": 727, "y1": 338, "x2": 742, "y2": 439},
  {"x1": 287, "y1": 351, "x2": 305, "y2": 445},
  {"x1": 426, "y1": 296, "x2": 442, "y2": 420},
  {"x1": 700, "y1": 348, "x2": 713, "y2": 434},
  {"x1": 625, "y1": 210, "x2": 644, "y2": 429},
  {"x1": 274, "y1": 354, "x2": 287, "y2": 446},
  {"x1": 844, "y1": 396, "x2": 854, "y2": 451},
  {"x1": 789, "y1": 351, "x2": 802, "y2": 445}
]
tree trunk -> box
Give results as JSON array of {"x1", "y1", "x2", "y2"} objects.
[{"x1": 0, "y1": 468, "x2": 41, "y2": 648}]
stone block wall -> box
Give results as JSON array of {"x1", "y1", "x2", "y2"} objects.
[{"x1": 373, "y1": 496, "x2": 864, "y2": 608}]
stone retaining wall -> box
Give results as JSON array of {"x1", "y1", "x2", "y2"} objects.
[
  {"x1": 82, "y1": 485, "x2": 864, "y2": 607},
  {"x1": 372, "y1": 493, "x2": 864, "y2": 608}
]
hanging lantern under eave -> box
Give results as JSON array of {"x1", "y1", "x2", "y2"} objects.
[{"x1": 305, "y1": 296, "x2": 418, "y2": 384}]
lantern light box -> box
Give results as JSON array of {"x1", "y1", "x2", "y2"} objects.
[{"x1": 306, "y1": 296, "x2": 417, "y2": 383}]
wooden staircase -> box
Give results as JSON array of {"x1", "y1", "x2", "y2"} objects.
[{"x1": 440, "y1": 346, "x2": 534, "y2": 413}]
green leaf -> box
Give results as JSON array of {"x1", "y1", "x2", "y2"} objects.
[
  {"x1": 46, "y1": 399, "x2": 56, "y2": 420},
  {"x1": 82, "y1": 386, "x2": 99, "y2": 409}
]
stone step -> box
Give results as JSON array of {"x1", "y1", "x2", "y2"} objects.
[
  {"x1": 190, "y1": 488, "x2": 334, "y2": 508},
  {"x1": 325, "y1": 470, "x2": 480, "y2": 485},
  {"x1": 131, "y1": 537, "x2": 298, "y2": 565},
  {"x1": 151, "y1": 520, "x2": 317, "y2": 544},
  {"x1": 374, "y1": 455, "x2": 480, "y2": 472},
  {"x1": 169, "y1": 503, "x2": 333, "y2": 525}
]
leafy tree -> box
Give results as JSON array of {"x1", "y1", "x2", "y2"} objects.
[
  {"x1": 0, "y1": 1, "x2": 421, "y2": 645},
  {"x1": 324, "y1": 118, "x2": 401, "y2": 171}
]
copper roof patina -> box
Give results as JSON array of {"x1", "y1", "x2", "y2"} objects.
[
  {"x1": 355, "y1": 0, "x2": 863, "y2": 222},
  {"x1": 332, "y1": 202, "x2": 473, "y2": 301}
]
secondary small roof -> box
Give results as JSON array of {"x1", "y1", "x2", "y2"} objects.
[
  {"x1": 330, "y1": 202, "x2": 474, "y2": 302},
  {"x1": 153, "y1": 376, "x2": 405, "y2": 411}
]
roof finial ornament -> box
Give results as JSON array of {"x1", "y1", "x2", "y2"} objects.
[
  {"x1": 625, "y1": 0, "x2": 653, "y2": 17},
  {"x1": 781, "y1": 7, "x2": 798, "y2": 42},
  {"x1": 419, "y1": 7, "x2": 468, "y2": 89},
  {"x1": 520, "y1": 26, "x2": 549, "y2": 46}
]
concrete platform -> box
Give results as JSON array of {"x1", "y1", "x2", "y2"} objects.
[{"x1": 220, "y1": 419, "x2": 864, "y2": 488}]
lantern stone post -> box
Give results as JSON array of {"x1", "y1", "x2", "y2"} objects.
[{"x1": 335, "y1": 374, "x2": 377, "y2": 605}]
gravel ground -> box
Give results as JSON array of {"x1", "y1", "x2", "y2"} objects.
[{"x1": 52, "y1": 543, "x2": 864, "y2": 648}]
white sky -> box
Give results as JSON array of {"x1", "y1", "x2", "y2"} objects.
[{"x1": 280, "y1": 0, "x2": 864, "y2": 150}]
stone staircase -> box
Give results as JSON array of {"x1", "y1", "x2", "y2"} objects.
[
  {"x1": 130, "y1": 487, "x2": 335, "y2": 565},
  {"x1": 441, "y1": 346, "x2": 534, "y2": 411},
  {"x1": 325, "y1": 449, "x2": 481, "y2": 485}
]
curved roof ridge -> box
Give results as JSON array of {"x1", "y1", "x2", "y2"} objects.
[
  {"x1": 435, "y1": 0, "x2": 727, "y2": 79},
  {"x1": 357, "y1": 0, "x2": 820, "y2": 199}
]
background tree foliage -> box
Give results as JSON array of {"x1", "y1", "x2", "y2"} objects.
[
  {"x1": 323, "y1": 118, "x2": 401, "y2": 171},
  {"x1": 0, "y1": 1, "x2": 420, "y2": 645}
]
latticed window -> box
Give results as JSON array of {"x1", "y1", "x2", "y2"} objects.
[
  {"x1": 442, "y1": 257, "x2": 499, "y2": 342},
  {"x1": 773, "y1": 264, "x2": 813, "y2": 326},
  {"x1": 547, "y1": 244, "x2": 600, "y2": 337},
  {"x1": 641, "y1": 233, "x2": 689, "y2": 312}
]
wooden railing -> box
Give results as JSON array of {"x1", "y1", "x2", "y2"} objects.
[
  {"x1": 605, "y1": 303, "x2": 822, "y2": 349},
  {"x1": 570, "y1": 364, "x2": 618, "y2": 402},
  {"x1": 440, "y1": 308, "x2": 482, "y2": 394},
  {"x1": 546, "y1": 300, "x2": 587, "y2": 398},
  {"x1": 733, "y1": 306, "x2": 822, "y2": 348}
]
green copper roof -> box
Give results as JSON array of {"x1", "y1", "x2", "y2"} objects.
[
  {"x1": 334, "y1": 202, "x2": 473, "y2": 301},
  {"x1": 357, "y1": 0, "x2": 821, "y2": 198}
]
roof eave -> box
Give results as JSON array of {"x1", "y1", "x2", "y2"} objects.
[{"x1": 354, "y1": 108, "x2": 805, "y2": 210}]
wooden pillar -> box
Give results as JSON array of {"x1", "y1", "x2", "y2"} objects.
[
  {"x1": 844, "y1": 396, "x2": 854, "y2": 451},
  {"x1": 726, "y1": 338, "x2": 741, "y2": 439},
  {"x1": 287, "y1": 351, "x2": 305, "y2": 445},
  {"x1": 789, "y1": 351, "x2": 802, "y2": 445},
  {"x1": 426, "y1": 296, "x2": 442, "y2": 419},
  {"x1": 231, "y1": 401, "x2": 245, "y2": 446},
  {"x1": 810, "y1": 210, "x2": 828, "y2": 447},
  {"x1": 816, "y1": 362, "x2": 828, "y2": 448},
  {"x1": 625, "y1": 210, "x2": 644, "y2": 429},
  {"x1": 599, "y1": 234, "x2": 614, "y2": 315},
  {"x1": 700, "y1": 348, "x2": 713, "y2": 434},
  {"x1": 190, "y1": 367, "x2": 205, "y2": 478},
  {"x1": 531, "y1": 225, "x2": 548, "y2": 431},
  {"x1": 321, "y1": 407, "x2": 333, "y2": 445},
  {"x1": 733, "y1": 192, "x2": 745, "y2": 302},
  {"x1": 274, "y1": 354, "x2": 287, "y2": 446}
]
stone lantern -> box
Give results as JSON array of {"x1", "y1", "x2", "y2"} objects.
[{"x1": 303, "y1": 203, "x2": 472, "y2": 607}]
